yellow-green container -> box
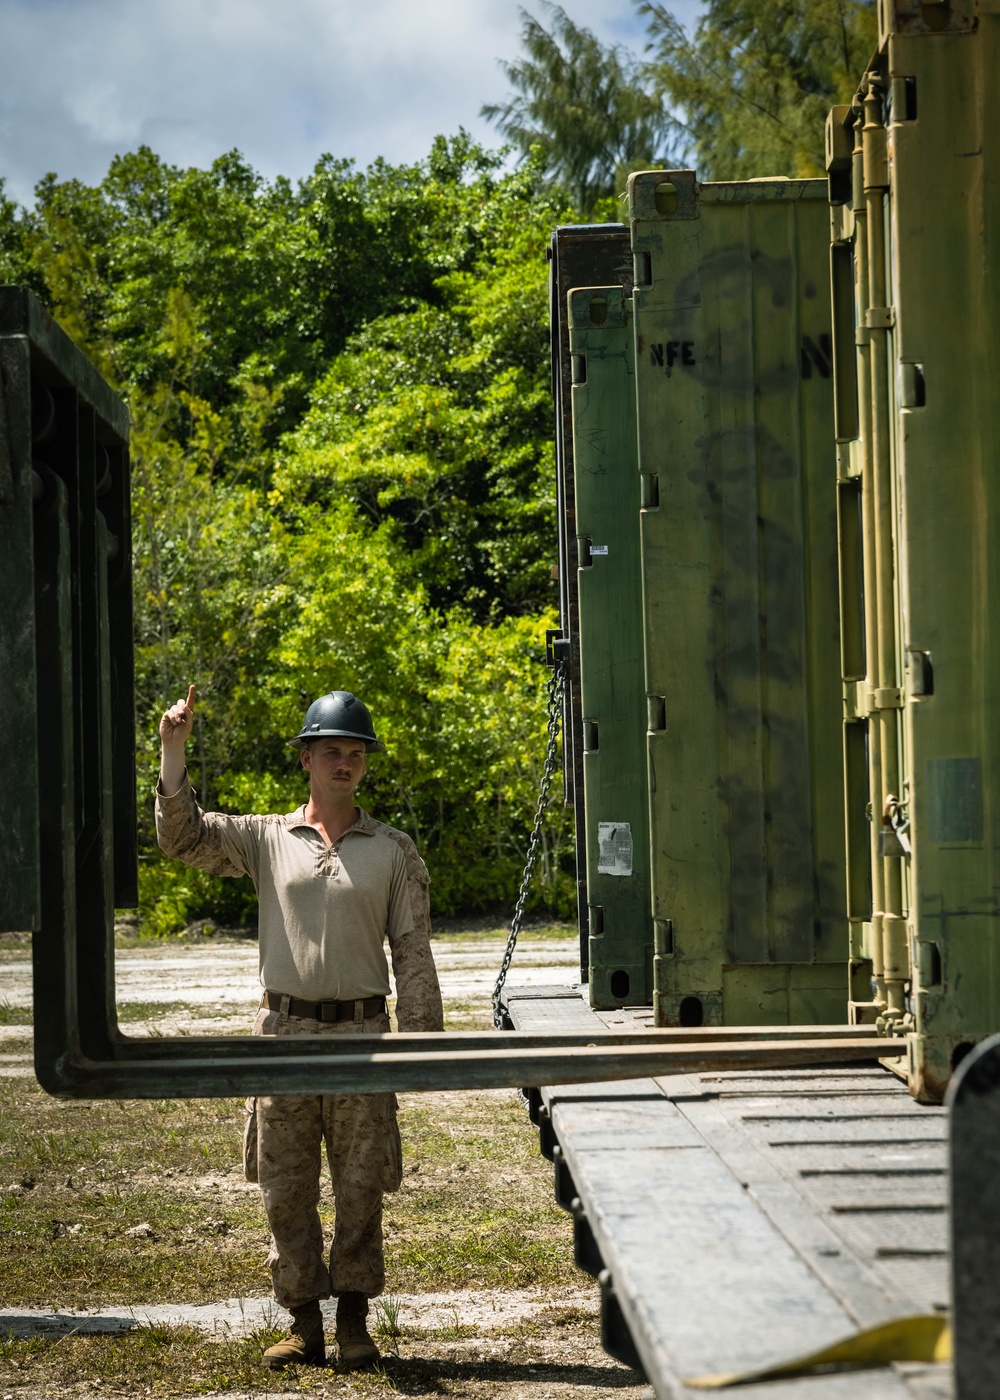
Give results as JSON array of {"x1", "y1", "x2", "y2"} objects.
[
  {"x1": 628, "y1": 171, "x2": 850, "y2": 1029},
  {"x1": 828, "y1": 2, "x2": 1000, "y2": 1100}
]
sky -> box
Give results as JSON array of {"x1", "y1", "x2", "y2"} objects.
[{"x1": 0, "y1": 0, "x2": 703, "y2": 206}]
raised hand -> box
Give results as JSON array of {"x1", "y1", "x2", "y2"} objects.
[{"x1": 159, "y1": 684, "x2": 197, "y2": 748}]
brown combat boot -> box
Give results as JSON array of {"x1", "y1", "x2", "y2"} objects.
[
  {"x1": 263, "y1": 1300, "x2": 326, "y2": 1369},
  {"x1": 335, "y1": 1291, "x2": 380, "y2": 1369}
]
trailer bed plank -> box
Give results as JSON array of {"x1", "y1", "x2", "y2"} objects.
[{"x1": 504, "y1": 985, "x2": 951, "y2": 1399}]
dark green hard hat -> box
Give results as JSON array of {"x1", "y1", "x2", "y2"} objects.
[{"x1": 289, "y1": 691, "x2": 386, "y2": 752}]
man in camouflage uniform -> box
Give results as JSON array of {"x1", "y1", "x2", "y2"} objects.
[{"x1": 156, "y1": 686, "x2": 443, "y2": 1370}]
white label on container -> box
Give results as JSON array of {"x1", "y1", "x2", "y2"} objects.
[
  {"x1": 598, "y1": 822, "x2": 633, "y2": 876},
  {"x1": 590, "y1": 544, "x2": 609, "y2": 556}
]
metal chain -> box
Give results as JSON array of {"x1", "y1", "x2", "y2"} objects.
[{"x1": 492, "y1": 653, "x2": 567, "y2": 1028}]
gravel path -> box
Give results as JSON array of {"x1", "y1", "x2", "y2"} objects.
[
  {"x1": 0, "y1": 935, "x2": 583, "y2": 1054},
  {"x1": 0, "y1": 936, "x2": 580, "y2": 1011},
  {"x1": 0, "y1": 1284, "x2": 597, "y2": 1340}
]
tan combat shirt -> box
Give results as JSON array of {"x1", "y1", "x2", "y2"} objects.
[{"x1": 155, "y1": 778, "x2": 443, "y2": 1032}]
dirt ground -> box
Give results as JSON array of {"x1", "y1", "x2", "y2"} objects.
[{"x1": 0, "y1": 931, "x2": 651, "y2": 1399}]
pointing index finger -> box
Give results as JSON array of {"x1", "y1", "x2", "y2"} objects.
[{"x1": 185, "y1": 684, "x2": 197, "y2": 710}]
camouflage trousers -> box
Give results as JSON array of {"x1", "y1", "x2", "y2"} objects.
[{"x1": 245, "y1": 1001, "x2": 403, "y2": 1309}]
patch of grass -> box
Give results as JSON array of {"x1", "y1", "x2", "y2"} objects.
[
  {"x1": 540, "y1": 1304, "x2": 596, "y2": 1327},
  {"x1": 372, "y1": 1294, "x2": 402, "y2": 1356},
  {"x1": 386, "y1": 1092, "x2": 573, "y2": 1292},
  {"x1": 117, "y1": 1000, "x2": 211, "y2": 1023},
  {"x1": 389, "y1": 1214, "x2": 569, "y2": 1292},
  {"x1": 0, "y1": 1083, "x2": 574, "y2": 1310},
  {"x1": 0, "y1": 1081, "x2": 273, "y2": 1307},
  {"x1": 430, "y1": 919, "x2": 576, "y2": 943},
  {"x1": 435, "y1": 1310, "x2": 479, "y2": 1342},
  {"x1": 0, "y1": 1036, "x2": 33, "y2": 1056},
  {"x1": 0, "y1": 1185, "x2": 269, "y2": 1307},
  {"x1": 500, "y1": 956, "x2": 580, "y2": 969},
  {"x1": 113, "y1": 916, "x2": 258, "y2": 949},
  {"x1": 0, "y1": 1000, "x2": 251, "y2": 1032},
  {"x1": 442, "y1": 1002, "x2": 494, "y2": 1032},
  {"x1": 0, "y1": 1085, "x2": 242, "y2": 1177},
  {"x1": 526, "y1": 923, "x2": 579, "y2": 941},
  {"x1": 0, "y1": 1323, "x2": 305, "y2": 1396},
  {"x1": 399, "y1": 1092, "x2": 542, "y2": 1168},
  {"x1": 0, "y1": 1324, "x2": 644, "y2": 1398},
  {"x1": 0, "y1": 999, "x2": 32, "y2": 1025}
]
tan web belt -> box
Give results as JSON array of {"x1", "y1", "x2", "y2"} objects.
[{"x1": 262, "y1": 990, "x2": 387, "y2": 1022}]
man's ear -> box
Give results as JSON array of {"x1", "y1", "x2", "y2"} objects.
[{"x1": 300, "y1": 747, "x2": 312, "y2": 771}]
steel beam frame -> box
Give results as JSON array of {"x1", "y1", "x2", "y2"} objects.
[{"x1": 39, "y1": 1029, "x2": 901, "y2": 1100}]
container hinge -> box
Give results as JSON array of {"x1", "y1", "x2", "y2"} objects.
[
  {"x1": 865, "y1": 306, "x2": 895, "y2": 329},
  {"x1": 873, "y1": 686, "x2": 902, "y2": 710},
  {"x1": 843, "y1": 679, "x2": 868, "y2": 720}
]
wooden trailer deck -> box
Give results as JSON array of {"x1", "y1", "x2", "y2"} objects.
[{"x1": 504, "y1": 984, "x2": 952, "y2": 1400}]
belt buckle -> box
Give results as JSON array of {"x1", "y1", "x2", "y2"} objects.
[{"x1": 317, "y1": 1000, "x2": 340, "y2": 1024}]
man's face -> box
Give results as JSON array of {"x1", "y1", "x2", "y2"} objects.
[{"x1": 300, "y1": 736, "x2": 367, "y2": 797}]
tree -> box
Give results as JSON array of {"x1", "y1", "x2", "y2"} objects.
[
  {"x1": 482, "y1": 2, "x2": 680, "y2": 213},
  {"x1": 639, "y1": 0, "x2": 877, "y2": 180},
  {"x1": 255, "y1": 508, "x2": 573, "y2": 914},
  {"x1": 272, "y1": 149, "x2": 567, "y2": 620},
  {"x1": 0, "y1": 179, "x2": 27, "y2": 284}
]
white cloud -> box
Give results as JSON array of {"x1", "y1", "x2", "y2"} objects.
[{"x1": 0, "y1": 0, "x2": 703, "y2": 204}]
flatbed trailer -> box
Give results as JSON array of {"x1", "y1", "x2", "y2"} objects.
[{"x1": 506, "y1": 983, "x2": 952, "y2": 1400}]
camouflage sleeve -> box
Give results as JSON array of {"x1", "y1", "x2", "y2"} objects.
[
  {"x1": 154, "y1": 774, "x2": 260, "y2": 881},
  {"x1": 384, "y1": 834, "x2": 444, "y2": 1033}
]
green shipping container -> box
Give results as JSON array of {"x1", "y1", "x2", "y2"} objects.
[
  {"x1": 628, "y1": 171, "x2": 851, "y2": 1029},
  {"x1": 568, "y1": 285, "x2": 651, "y2": 1007},
  {"x1": 828, "y1": 1, "x2": 1000, "y2": 1101},
  {"x1": 549, "y1": 225, "x2": 634, "y2": 974}
]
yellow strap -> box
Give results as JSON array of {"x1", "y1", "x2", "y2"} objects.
[{"x1": 684, "y1": 1314, "x2": 951, "y2": 1389}]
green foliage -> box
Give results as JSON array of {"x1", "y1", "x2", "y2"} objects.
[
  {"x1": 214, "y1": 496, "x2": 572, "y2": 914},
  {"x1": 136, "y1": 860, "x2": 259, "y2": 940},
  {"x1": 482, "y1": 2, "x2": 680, "y2": 212},
  {"x1": 275, "y1": 166, "x2": 563, "y2": 618},
  {"x1": 0, "y1": 179, "x2": 25, "y2": 283},
  {"x1": 2, "y1": 136, "x2": 578, "y2": 930},
  {"x1": 640, "y1": 0, "x2": 878, "y2": 179}
]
